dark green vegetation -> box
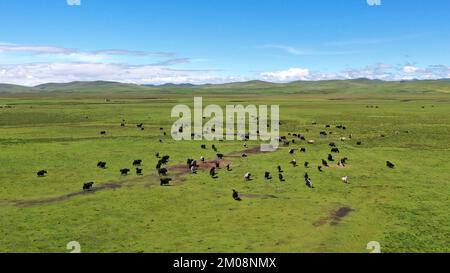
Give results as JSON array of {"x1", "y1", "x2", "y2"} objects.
[
  {"x1": 0, "y1": 79, "x2": 449, "y2": 95},
  {"x1": 0, "y1": 81, "x2": 449, "y2": 253}
]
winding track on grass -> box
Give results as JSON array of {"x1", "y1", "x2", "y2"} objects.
[{"x1": 9, "y1": 146, "x2": 270, "y2": 207}]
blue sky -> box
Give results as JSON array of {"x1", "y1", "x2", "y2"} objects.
[{"x1": 0, "y1": 0, "x2": 449, "y2": 85}]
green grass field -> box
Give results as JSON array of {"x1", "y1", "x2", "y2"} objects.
[{"x1": 1, "y1": 87, "x2": 449, "y2": 253}]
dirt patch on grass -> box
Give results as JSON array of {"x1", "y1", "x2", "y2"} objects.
[
  {"x1": 313, "y1": 206, "x2": 354, "y2": 227},
  {"x1": 227, "y1": 146, "x2": 272, "y2": 157},
  {"x1": 168, "y1": 159, "x2": 232, "y2": 175},
  {"x1": 240, "y1": 193, "x2": 278, "y2": 199},
  {"x1": 10, "y1": 146, "x2": 263, "y2": 207}
]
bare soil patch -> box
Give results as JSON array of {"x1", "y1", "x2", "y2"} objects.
[{"x1": 313, "y1": 206, "x2": 354, "y2": 227}]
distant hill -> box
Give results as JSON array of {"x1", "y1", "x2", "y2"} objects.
[
  {"x1": 33, "y1": 81, "x2": 149, "y2": 93},
  {"x1": 0, "y1": 83, "x2": 31, "y2": 93},
  {"x1": 0, "y1": 79, "x2": 449, "y2": 95}
]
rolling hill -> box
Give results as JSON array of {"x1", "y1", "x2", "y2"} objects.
[{"x1": 0, "y1": 79, "x2": 449, "y2": 95}]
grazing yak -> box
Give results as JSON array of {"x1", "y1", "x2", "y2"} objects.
[
  {"x1": 329, "y1": 142, "x2": 336, "y2": 147},
  {"x1": 277, "y1": 165, "x2": 283, "y2": 173},
  {"x1": 242, "y1": 153, "x2": 248, "y2": 158},
  {"x1": 322, "y1": 159, "x2": 329, "y2": 167},
  {"x1": 328, "y1": 154, "x2": 334, "y2": 161},
  {"x1": 308, "y1": 140, "x2": 315, "y2": 144},
  {"x1": 264, "y1": 171, "x2": 272, "y2": 180},
  {"x1": 244, "y1": 172, "x2": 252, "y2": 181},
  {"x1": 338, "y1": 158, "x2": 347, "y2": 167},
  {"x1": 137, "y1": 123, "x2": 144, "y2": 128},
  {"x1": 158, "y1": 168, "x2": 168, "y2": 176},
  {"x1": 136, "y1": 168, "x2": 143, "y2": 175},
  {"x1": 289, "y1": 149, "x2": 295, "y2": 155},
  {"x1": 212, "y1": 145, "x2": 218, "y2": 152},
  {"x1": 100, "y1": 131, "x2": 106, "y2": 135},
  {"x1": 341, "y1": 176, "x2": 349, "y2": 184},
  {"x1": 120, "y1": 168, "x2": 131, "y2": 175},
  {"x1": 320, "y1": 131, "x2": 328, "y2": 136},
  {"x1": 160, "y1": 178, "x2": 172, "y2": 186},
  {"x1": 278, "y1": 173, "x2": 285, "y2": 182},
  {"x1": 290, "y1": 159, "x2": 297, "y2": 167},
  {"x1": 83, "y1": 182, "x2": 94, "y2": 191},
  {"x1": 318, "y1": 166, "x2": 323, "y2": 172},
  {"x1": 217, "y1": 153, "x2": 224, "y2": 159},
  {"x1": 226, "y1": 164, "x2": 232, "y2": 171},
  {"x1": 357, "y1": 141, "x2": 362, "y2": 145},
  {"x1": 331, "y1": 147, "x2": 340, "y2": 153},
  {"x1": 304, "y1": 172, "x2": 309, "y2": 180},
  {"x1": 160, "y1": 155, "x2": 170, "y2": 164},
  {"x1": 232, "y1": 190, "x2": 241, "y2": 201},
  {"x1": 200, "y1": 156, "x2": 205, "y2": 162},
  {"x1": 386, "y1": 161, "x2": 395, "y2": 169},
  {"x1": 300, "y1": 148, "x2": 306, "y2": 153},
  {"x1": 97, "y1": 161, "x2": 107, "y2": 169},
  {"x1": 201, "y1": 144, "x2": 207, "y2": 149},
  {"x1": 304, "y1": 161, "x2": 309, "y2": 168},
  {"x1": 133, "y1": 160, "x2": 142, "y2": 166},
  {"x1": 305, "y1": 178, "x2": 314, "y2": 188},
  {"x1": 210, "y1": 167, "x2": 217, "y2": 177},
  {"x1": 37, "y1": 170, "x2": 48, "y2": 177}
]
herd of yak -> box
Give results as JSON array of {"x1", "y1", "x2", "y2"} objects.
[{"x1": 35, "y1": 120, "x2": 397, "y2": 201}]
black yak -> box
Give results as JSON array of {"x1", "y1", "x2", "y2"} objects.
[
  {"x1": 83, "y1": 182, "x2": 94, "y2": 191},
  {"x1": 232, "y1": 190, "x2": 241, "y2": 201},
  {"x1": 37, "y1": 170, "x2": 47, "y2": 177},
  {"x1": 120, "y1": 168, "x2": 131, "y2": 175},
  {"x1": 277, "y1": 165, "x2": 283, "y2": 173},
  {"x1": 160, "y1": 178, "x2": 172, "y2": 186},
  {"x1": 331, "y1": 148, "x2": 340, "y2": 153},
  {"x1": 386, "y1": 161, "x2": 395, "y2": 169},
  {"x1": 210, "y1": 167, "x2": 217, "y2": 177},
  {"x1": 97, "y1": 161, "x2": 107, "y2": 169},
  {"x1": 133, "y1": 160, "x2": 142, "y2": 166},
  {"x1": 264, "y1": 171, "x2": 272, "y2": 180},
  {"x1": 158, "y1": 168, "x2": 168, "y2": 176},
  {"x1": 136, "y1": 168, "x2": 143, "y2": 175}
]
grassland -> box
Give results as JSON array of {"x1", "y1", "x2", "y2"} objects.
[{"x1": 0, "y1": 84, "x2": 449, "y2": 253}]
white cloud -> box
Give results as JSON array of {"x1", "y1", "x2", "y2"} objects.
[
  {"x1": 0, "y1": 63, "x2": 224, "y2": 86},
  {"x1": 1, "y1": 62, "x2": 448, "y2": 86},
  {"x1": 0, "y1": 43, "x2": 175, "y2": 58},
  {"x1": 403, "y1": 65, "x2": 421, "y2": 73},
  {"x1": 67, "y1": 0, "x2": 81, "y2": 6},
  {"x1": 261, "y1": 68, "x2": 310, "y2": 82},
  {"x1": 367, "y1": 0, "x2": 381, "y2": 6}
]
